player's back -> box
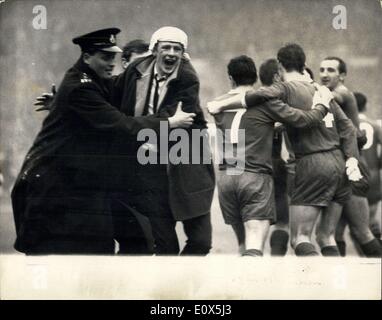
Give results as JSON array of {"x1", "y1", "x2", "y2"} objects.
[
  {"x1": 213, "y1": 87, "x2": 275, "y2": 174},
  {"x1": 213, "y1": 89, "x2": 249, "y2": 171},
  {"x1": 282, "y1": 81, "x2": 342, "y2": 158}
]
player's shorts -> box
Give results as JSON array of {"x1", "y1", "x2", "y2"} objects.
[
  {"x1": 285, "y1": 161, "x2": 296, "y2": 197},
  {"x1": 366, "y1": 168, "x2": 381, "y2": 204},
  {"x1": 217, "y1": 170, "x2": 276, "y2": 225},
  {"x1": 272, "y1": 158, "x2": 289, "y2": 224},
  {"x1": 290, "y1": 149, "x2": 351, "y2": 206},
  {"x1": 350, "y1": 158, "x2": 370, "y2": 198}
]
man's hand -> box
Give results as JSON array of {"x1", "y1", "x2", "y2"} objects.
[
  {"x1": 34, "y1": 84, "x2": 56, "y2": 111},
  {"x1": 312, "y1": 83, "x2": 333, "y2": 110},
  {"x1": 345, "y1": 157, "x2": 363, "y2": 182},
  {"x1": 168, "y1": 102, "x2": 196, "y2": 128},
  {"x1": 206, "y1": 100, "x2": 223, "y2": 115}
]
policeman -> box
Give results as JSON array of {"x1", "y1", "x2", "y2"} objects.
[{"x1": 11, "y1": 28, "x2": 194, "y2": 254}]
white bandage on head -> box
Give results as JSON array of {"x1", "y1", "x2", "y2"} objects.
[{"x1": 149, "y1": 26, "x2": 188, "y2": 51}]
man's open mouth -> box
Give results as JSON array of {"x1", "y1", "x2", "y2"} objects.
[{"x1": 163, "y1": 57, "x2": 177, "y2": 67}]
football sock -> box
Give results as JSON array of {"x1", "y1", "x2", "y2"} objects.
[
  {"x1": 242, "y1": 249, "x2": 263, "y2": 257},
  {"x1": 270, "y1": 230, "x2": 289, "y2": 256},
  {"x1": 321, "y1": 245, "x2": 340, "y2": 256},
  {"x1": 350, "y1": 232, "x2": 365, "y2": 256},
  {"x1": 336, "y1": 240, "x2": 346, "y2": 257},
  {"x1": 360, "y1": 239, "x2": 382, "y2": 257},
  {"x1": 295, "y1": 242, "x2": 319, "y2": 256}
]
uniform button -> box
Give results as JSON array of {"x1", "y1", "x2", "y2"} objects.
[{"x1": 36, "y1": 174, "x2": 40, "y2": 178}]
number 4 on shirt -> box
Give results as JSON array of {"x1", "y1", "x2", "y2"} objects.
[{"x1": 322, "y1": 112, "x2": 334, "y2": 128}]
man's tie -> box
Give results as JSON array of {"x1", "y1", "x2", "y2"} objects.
[{"x1": 153, "y1": 74, "x2": 166, "y2": 113}]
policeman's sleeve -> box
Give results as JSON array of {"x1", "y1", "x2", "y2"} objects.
[
  {"x1": 331, "y1": 101, "x2": 359, "y2": 159},
  {"x1": 245, "y1": 82, "x2": 287, "y2": 108},
  {"x1": 68, "y1": 84, "x2": 164, "y2": 135},
  {"x1": 265, "y1": 99, "x2": 327, "y2": 128}
]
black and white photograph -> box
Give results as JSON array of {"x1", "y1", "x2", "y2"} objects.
[{"x1": 0, "y1": 0, "x2": 381, "y2": 302}]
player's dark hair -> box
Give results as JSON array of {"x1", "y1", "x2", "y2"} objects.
[
  {"x1": 323, "y1": 56, "x2": 347, "y2": 74},
  {"x1": 227, "y1": 55, "x2": 257, "y2": 86},
  {"x1": 122, "y1": 39, "x2": 149, "y2": 62},
  {"x1": 277, "y1": 43, "x2": 306, "y2": 73},
  {"x1": 305, "y1": 66, "x2": 314, "y2": 80},
  {"x1": 354, "y1": 92, "x2": 367, "y2": 112},
  {"x1": 259, "y1": 58, "x2": 279, "y2": 86}
]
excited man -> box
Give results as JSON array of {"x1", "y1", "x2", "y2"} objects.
[{"x1": 111, "y1": 26, "x2": 215, "y2": 255}]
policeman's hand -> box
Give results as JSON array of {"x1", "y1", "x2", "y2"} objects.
[
  {"x1": 34, "y1": 84, "x2": 56, "y2": 111},
  {"x1": 312, "y1": 83, "x2": 333, "y2": 110},
  {"x1": 168, "y1": 102, "x2": 196, "y2": 128},
  {"x1": 207, "y1": 100, "x2": 223, "y2": 115},
  {"x1": 345, "y1": 157, "x2": 363, "y2": 182}
]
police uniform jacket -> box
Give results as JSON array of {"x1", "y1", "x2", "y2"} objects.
[{"x1": 11, "y1": 59, "x2": 163, "y2": 252}]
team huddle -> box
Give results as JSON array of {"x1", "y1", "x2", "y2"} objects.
[
  {"x1": 11, "y1": 26, "x2": 382, "y2": 257},
  {"x1": 208, "y1": 48, "x2": 381, "y2": 257}
]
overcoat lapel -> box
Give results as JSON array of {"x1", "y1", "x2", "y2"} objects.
[{"x1": 134, "y1": 59, "x2": 155, "y2": 116}]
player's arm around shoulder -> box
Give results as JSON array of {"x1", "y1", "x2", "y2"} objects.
[
  {"x1": 264, "y1": 98, "x2": 327, "y2": 128},
  {"x1": 245, "y1": 82, "x2": 287, "y2": 107},
  {"x1": 263, "y1": 85, "x2": 331, "y2": 128}
]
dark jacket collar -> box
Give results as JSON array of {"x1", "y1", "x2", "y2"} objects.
[{"x1": 73, "y1": 58, "x2": 106, "y2": 87}]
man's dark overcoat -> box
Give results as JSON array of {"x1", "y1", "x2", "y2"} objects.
[{"x1": 111, "y1": 55, "x2": 215, "y2": 221}]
